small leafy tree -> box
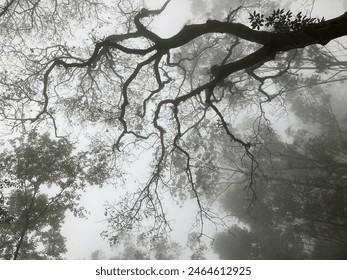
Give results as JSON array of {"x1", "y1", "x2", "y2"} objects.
[{"x1": 0, "y1": 132, "x2": 110, "y2": 259}]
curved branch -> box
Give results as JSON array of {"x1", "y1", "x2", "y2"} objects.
[{"x1": 134, "y1": 0, "x2": 171, "y2": 43}]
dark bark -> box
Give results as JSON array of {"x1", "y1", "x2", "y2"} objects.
[
  {"x1": 53, "y1": 10, "x2": 347, "y2": 87},
  {"x1": 156, "y1": 20, "x2": 274, "y2": 48},
  {"x1": 272, "y1": 12, "x2": 347, "y2": 50},
  {"x1": 211, "y1": 12, "x2": 347, "y2": 81},
  {"x1": 107, "y1": 8, "x2": 347, "y2": 91}
]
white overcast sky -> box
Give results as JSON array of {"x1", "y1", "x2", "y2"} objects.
[{"x1": 61, "y1": 0, "x2": 347, "y2": 260}]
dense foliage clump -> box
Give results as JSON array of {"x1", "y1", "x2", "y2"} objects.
[{"x1": 249, "y1": 9, "x2": 324, "y2": 32}]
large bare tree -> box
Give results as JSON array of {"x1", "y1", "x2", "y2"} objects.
[{"x1": 1, "y1": 0, "x2": 347, "y2": 253}]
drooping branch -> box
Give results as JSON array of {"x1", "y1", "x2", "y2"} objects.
[{"x1": 30, "y1": 6, "x2": 347, "y2": 186}]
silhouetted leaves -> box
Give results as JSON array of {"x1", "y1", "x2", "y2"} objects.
[
  {"x1": 248, "y1": 11, "x2": 264, "y2": 30},
  {"x1": 249, "y1": 9, "x2": 324, "y2": 32}
]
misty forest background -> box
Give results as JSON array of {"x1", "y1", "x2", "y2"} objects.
[{"x1": 0, "y1": 0, "x2": 347, "y2": 260}]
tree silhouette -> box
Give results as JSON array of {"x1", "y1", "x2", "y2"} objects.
[{"x1": 0, "y1": 0, "x2": 347, "y2": 253}]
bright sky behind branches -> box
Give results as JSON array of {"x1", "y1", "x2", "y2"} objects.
[{"x1": 60, "y1": 0, "x2": 347, "y2": 260}]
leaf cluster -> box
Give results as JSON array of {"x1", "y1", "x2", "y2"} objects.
[
  {"x1": 0, "y1": 195, "x2": 13, "y2": 224},
  {"x1": 0, "y1": 189, "x2": 68, "y2": 259},
  {"x1": 249, "y1": 9, "x2": 324, "y2": 32},
  {"x1": 0, "y1": 177, "x2": 18, "y2": 224}
]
